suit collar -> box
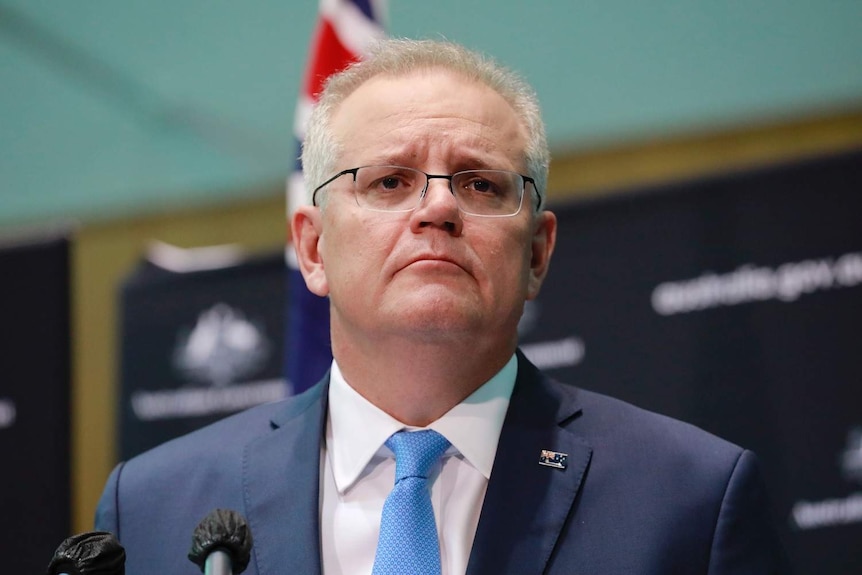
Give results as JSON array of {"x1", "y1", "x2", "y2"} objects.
[{"x1": 468, "y1": 350, "x2": 592, "y2": 575}]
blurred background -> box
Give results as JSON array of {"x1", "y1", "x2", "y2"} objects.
[{"x1": 1, "y1": 0, "x2": 861, "y2": 572}]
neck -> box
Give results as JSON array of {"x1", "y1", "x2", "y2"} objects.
[{"x1": 330, "y1": 324, "x2": 516, "y2": 427}]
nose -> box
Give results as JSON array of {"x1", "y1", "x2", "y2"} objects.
[{"x1": 409, "y1": 177, "x2": 463, "y2": 236}]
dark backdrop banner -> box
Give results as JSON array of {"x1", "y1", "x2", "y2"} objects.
[
  {"x1": 519, "y1": 149, "x2": 862, "y2": 573},
  {"x1": 118, "y1": 249, "x2": 289, "y2": 460},
  {"x1": 0, "y1": 233, "x2": 70, "y2": 572}
]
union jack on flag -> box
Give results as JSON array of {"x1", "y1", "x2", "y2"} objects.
[{"x1": 286, "y1": 0, "x2": 387, "y2": 394}]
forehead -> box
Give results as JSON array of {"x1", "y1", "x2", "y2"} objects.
[{"x1": 329, "y1": 68, "x2": 527, "y2": 169}]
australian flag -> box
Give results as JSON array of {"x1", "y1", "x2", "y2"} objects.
[{"x1": 286, "y1": 0, "x2": 387, "y2": 393}]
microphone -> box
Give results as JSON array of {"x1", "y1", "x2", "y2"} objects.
[
  {"x1": 188, "y1": 509, "x2": 253, "y2": 575},
  {"x1": 46, "y1": 531, "x2": 125, "y2": 575}
]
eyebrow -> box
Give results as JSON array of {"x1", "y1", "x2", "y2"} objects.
[{"x1": 361, "y1": 155, "x2": 511, "y2": 173}]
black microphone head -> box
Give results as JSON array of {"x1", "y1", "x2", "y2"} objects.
[
  {"x1": 188, "y1": 509, "x2": 253, "y2": 574},
  {"x1": 47, "y1": 531, "x2": 125, "y2": 575}
]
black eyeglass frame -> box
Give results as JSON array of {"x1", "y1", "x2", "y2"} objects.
[{"x1": 311, "y1": 165, "x2": 542, "y2": 215}]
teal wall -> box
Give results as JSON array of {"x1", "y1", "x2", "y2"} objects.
[{"x1": 2, "y1": 0, "x2": 861, "y2": 228}]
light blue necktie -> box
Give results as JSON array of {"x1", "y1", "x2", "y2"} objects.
[{"x1": 372, "y1": 429, "x2": 451, "y2": 575}]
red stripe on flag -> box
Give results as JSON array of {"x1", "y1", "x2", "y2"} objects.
[{"x1": 303, "y1": 19, "x2": 360, "y2": 100}]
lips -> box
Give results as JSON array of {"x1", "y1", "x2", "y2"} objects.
[{"x1": 402, "y1": 253, "x2": 466, "y2": 273}]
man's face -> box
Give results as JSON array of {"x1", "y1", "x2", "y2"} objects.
[{"x1": 295, "y1": 69, "x2": 556, "y2": 348}]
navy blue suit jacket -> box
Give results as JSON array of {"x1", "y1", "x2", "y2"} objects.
[{"x1": 96, "y1": 353, "x2": 786, "y2": 574}]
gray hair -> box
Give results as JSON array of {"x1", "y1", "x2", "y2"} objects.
[{"x1": 301, "y1": 38, "x2": 550, "y2": 211}]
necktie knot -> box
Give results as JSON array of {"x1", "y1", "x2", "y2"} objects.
[{"x1": 386, "y1": 429, "x2": 451, "y2": 481}]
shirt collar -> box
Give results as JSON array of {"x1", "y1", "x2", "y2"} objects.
[{"x1": 327, "y1": 355, "x2": 517, "y2": 494}]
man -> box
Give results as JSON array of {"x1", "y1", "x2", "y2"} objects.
[{"x1": 96, "y1": 39, "x2": 786, "y2": 574}]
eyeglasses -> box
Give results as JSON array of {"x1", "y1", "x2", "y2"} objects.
[{"x1": 311, "y1": 165, "x2": 538, "y2": 217}]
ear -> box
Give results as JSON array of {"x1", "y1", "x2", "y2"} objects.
[
  {"x1": 526, "y1": 210, "x2": 557, "y2": 300},
  {"x1": 291, "y1": 205, "x2": 330, "y2": 297}
]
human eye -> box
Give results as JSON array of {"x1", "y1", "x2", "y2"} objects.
[
  {"x1": 363, "y1": 167, "x2": 415, "y2": 193},
  {"x1": 460, "y1": 171, "x2": 505, "y2": 197},
  {"x1": 356, "y1": 166, "x2": 419, "y2": 210},
  {"x1": 379, "y1": 175, "x2": 405, "y2": 191}
]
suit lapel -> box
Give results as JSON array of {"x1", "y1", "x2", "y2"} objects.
[
  {"x1": 467, "y1": 353, "x2": 592, "y2": 575},
  {"x1": 243, "y1": 379, "x2": 329, "y2": 575}
]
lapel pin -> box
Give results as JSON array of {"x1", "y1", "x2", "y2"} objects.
[{"x1": 539, "y1": 449, "x2": 568, "y2": 470}]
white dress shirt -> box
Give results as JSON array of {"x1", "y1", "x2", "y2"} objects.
[{"x1": 320, "y1": 355, "x2": 517, "y2": 575}]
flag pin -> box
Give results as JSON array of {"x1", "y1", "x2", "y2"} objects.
[{"x1": 539, "y1": 449, "x2": 568, "y2": 469}]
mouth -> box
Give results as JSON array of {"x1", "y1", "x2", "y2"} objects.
[{"x1": 403, "y1": 254, "x2": 466, "y2": 273}]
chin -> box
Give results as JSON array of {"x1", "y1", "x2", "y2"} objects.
[{"x1": 393, "y1": 302, "x2": 484, "y2": 339}]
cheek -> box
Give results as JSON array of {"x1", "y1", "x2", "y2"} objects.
[
  {"x1": 324, "y1": 221, "x2": 399, "y2": 290},
  {"x1": 477, "y1": 231, "x2": 533, "y2": 292}
]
